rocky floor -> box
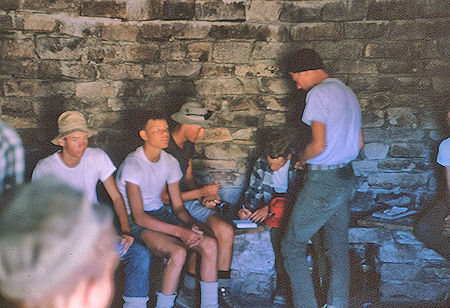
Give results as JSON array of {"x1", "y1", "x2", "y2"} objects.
[{"x1": 108, "y1": 266, "x2": 449, "y2": 308}]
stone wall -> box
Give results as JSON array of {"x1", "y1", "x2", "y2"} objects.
[
  {"x1": 231, "y1": 226, "x2": 450, "y2": 303},
  {"x1": 1, "y1": 0, "x2": 449, "y2": 211}
]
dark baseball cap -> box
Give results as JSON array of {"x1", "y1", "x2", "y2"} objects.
[{"x1": 284, "y1": 49, "x2": 324, "y2": 73}]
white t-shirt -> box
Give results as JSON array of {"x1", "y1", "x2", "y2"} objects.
[
  {"x1": 116, "y1": 147, "x2": 183, "y2": 214},
  {"x1": 32, "y1": 148, "x2": 116, "y2": 204},
  {"x1": 303, "y1": 78, "x2": 362, "y2": 165},
  {"x1": 437, "y1": 138, "x2": 450, "y2": 166},
  {"x1": 273, "y1": 159, "x2": 290, "y2": 193}
]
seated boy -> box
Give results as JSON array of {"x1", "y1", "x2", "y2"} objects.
[
  {"x1": 164, "y1": 101, "x2": 236, "y2": 308},
  {"x1": 116, "y1": 111, "x2": 219, "y2": 308},
  {"x1": 32, "y1": 110, "x2": 151, "y2": 308},
  {"x1": 238, "y1": 128, "x2": 302, "y2": 306}
]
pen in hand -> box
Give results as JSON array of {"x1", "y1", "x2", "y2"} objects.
[{"x1": 238, "y1": 204, "x2": 252, "y2": 220}]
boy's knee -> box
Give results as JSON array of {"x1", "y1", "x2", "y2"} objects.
[
  {"x1": 209, "y1": 215, "x2": 233, "y2": 235},
  {"x1": 170, "y1": 246, "x2": 187, "y2": 265},
  {"x1": 215, "y1": 221, "x2": 234, "y2": 240},
  {"x1": 200, "y1": 236, "x2": 218, "y2": 256}
]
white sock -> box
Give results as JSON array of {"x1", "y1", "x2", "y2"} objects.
[
  {"x1": 123, "y1": 296, "x2": 149, "y2": 308},
  {"x1": 200, "y1": 281, "x2": 218, "y2": 308},
  {"x1": 155, "y1": 292, "x2": 176, "y2": 308}
]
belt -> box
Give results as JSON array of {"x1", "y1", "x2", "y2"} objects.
[{"x1": 309, "y1": 163, "x2": 347, "y2": 170}]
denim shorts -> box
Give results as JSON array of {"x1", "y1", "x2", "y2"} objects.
[
  {"x1": 184, "y1": 199, "x2": 218, "y2": 224},
  {"x1": 129, "y1": 205, "x2": 181, "y2": 240}
]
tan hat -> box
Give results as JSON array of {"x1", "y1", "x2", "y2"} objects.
[
  {"x1": 0, "y1": 177, "x2": 113, "y2": 301},
  {"x1": 51, "y1": 111, "x2": 98, "y2": 145},
  {"x1": 171, "y1": 102, "x2": 212, "y2": 128}
]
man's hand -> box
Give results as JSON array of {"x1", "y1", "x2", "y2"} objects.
[
  {"x1": 249, "y1": 205, "x2": 270, "y2": 223},
  {"x1": 200, "y1": 183, "x2": 220, "y2": 197},
  {"x1": 237, "y1": 208, "x2": 252, "y2": 220},
  {"x1": 294, "y1": 159, "x2": 307, "y2": 170},
  {"x1": 202, "y1": 195, "x2": 221, "y2": 208},
  {"x1": 179, "y1": 226, "x2": 203, "y2": 248},
  {"x1": 118, "y1": 234, "x2": 134, "y2": 256}
]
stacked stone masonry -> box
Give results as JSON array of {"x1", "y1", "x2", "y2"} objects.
[
  {"x1": 231, "y1": 226, "x2": 450, "y2": 303},
  {"x1": 1, "y1": 0, "x2": 449, "y2": 304},
  {"x1": 2, "y1": 0, "x2": 448, "y2": 209},
  {"x1": 0, "y1": 0, "x2": 449, "y2": 235}
]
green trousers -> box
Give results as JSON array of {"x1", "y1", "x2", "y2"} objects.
[{"x1": 282, "y1": 167, "x2": 356, "y2": 308}]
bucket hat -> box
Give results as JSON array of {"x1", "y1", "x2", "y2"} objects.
[
  {"x1": 51, "y1": 111, "x2": 98, "y2": 145},
  {"x1": 171, "y1": 102, "x2": 211, "y2": 128}
]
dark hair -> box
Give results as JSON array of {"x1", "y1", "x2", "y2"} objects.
[
  {"x1": 121, "y1": 109, "x2": 167, "y2": 132},
  {"x1": 260, "y1": 128, "x2": 295, "y2": 159},
  {"x1": 283, "y1": 48, "x2": 324, "y2": 74},
  {"x1": 136, "y1": 110, "x2": 167, "y2": 131}
]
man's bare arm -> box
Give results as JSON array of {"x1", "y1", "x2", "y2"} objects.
[
  {"x1": 127, "y1": 181, "x2": 185, "y2": 237},
  {"x1": 300, "y1": 121, "x2": 326, "y2": 162},
  {"x1": 179, "y1": 159, "x2": 220, "y2": 202},
  {"x1": 360, "y1": 128, "x2": 365, "y2": 150},
  {"x1": 103, "y1": 175, "x2": 131, "y2": 233}
]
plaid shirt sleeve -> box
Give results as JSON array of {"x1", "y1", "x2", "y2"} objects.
[
  {"x1": 243, "y1": 157, "x2": 274, "y2": 211},
  {"x1": 0, "y1": 121, "x2": 25, "y2": 194}
]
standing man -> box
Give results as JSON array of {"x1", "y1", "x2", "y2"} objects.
[
  {"x1": 281, "y1": 49, "x2": 364, "y2": 308},
  {"x1": 0, "y1": 119, "x2": 24, "y2": 197},
  {"x1": 165, "y1": 101, "x2": 236, "y2": 308},
  {"x1": 116, "y1": 111, "x2": 219, "y2": 308},
  {"x1": 32, "y1": 110, "x2": 152, "y2": 308}
]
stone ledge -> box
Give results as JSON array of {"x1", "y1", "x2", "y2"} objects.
[{"x1": 230, "y1": 215, "x2": 449, "y2": 302}]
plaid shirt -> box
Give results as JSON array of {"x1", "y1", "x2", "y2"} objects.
[
  {"x1": 243, "y1": 156, "x2": 300, "y2": 211},
  {"x1": 0, "y1": 120, "x2": 24, "y2": 195}
]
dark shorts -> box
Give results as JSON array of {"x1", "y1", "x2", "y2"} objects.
[{"x1": 129, "y1": 205, "x2": 182, "y2": 240}]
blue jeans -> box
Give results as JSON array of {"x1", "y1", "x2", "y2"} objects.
[
  {"x1": 122, "y1": 241, "x2": 152, "y2": 297},
  {"x1": 281, "y1": 166, "x2": 356, "y2": 308}
]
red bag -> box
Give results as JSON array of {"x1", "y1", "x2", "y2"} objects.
[{"x1": 265, "y1": 196, "x2": 289, "y2": 228}]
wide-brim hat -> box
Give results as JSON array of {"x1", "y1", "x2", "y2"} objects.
[
  {"x1": 51, "y1": 111, "x2": 98, "y2": 145},
  {"x1": 171, "y1": 102, "x2": 212, "y2": 128}
]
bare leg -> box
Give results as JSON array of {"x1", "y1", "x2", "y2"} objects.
[
  {"x1": 141, "y1": 229, "x2": 187, "y2": 294},
  {"x1": 191, "y1": 235, "x2": 218, "y2": 282},
  {"x1": 206, "y1": 214, "x2": 234, "y2": 271},
  {"x1": 186, "y1": 250, "x2": 199, "y2": 274}
]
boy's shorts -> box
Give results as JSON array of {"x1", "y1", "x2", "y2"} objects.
[
  {"x1": 129, "y1": 205, "x2": 181, "y2": 240},
  {"x1": 184, "y1": 199, "x2": 218, "y2": 224}
]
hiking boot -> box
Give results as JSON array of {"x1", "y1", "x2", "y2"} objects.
[
  {"x1": 174, "y1": 286, "x2": 199, "y2": 308},
  {"x1": 218, "y1": 287, "x2": 238, "y2": 308}
]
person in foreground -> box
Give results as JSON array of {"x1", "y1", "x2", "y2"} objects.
[
  {"x1": 165, "y1": 101, "x2": 236, "y2": 308},
  {"x1": 414, "y1": 110, "x2": 450, "y2": 260},
  {"x1": 0, "y1": 177, "x2": 118, "y2": 308},
  {"x1": 32, "y1": 110, "x2": 152, "y2": 308},
  {"x1": 116, "y1": 111, "x2": 219, "y2": 308},
  {"x1": 238, "y1": 127, "x2": 302, "y2": 306},
  {"x1": 281, "y1": 49, "x2": 364, "y2": 308}
]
